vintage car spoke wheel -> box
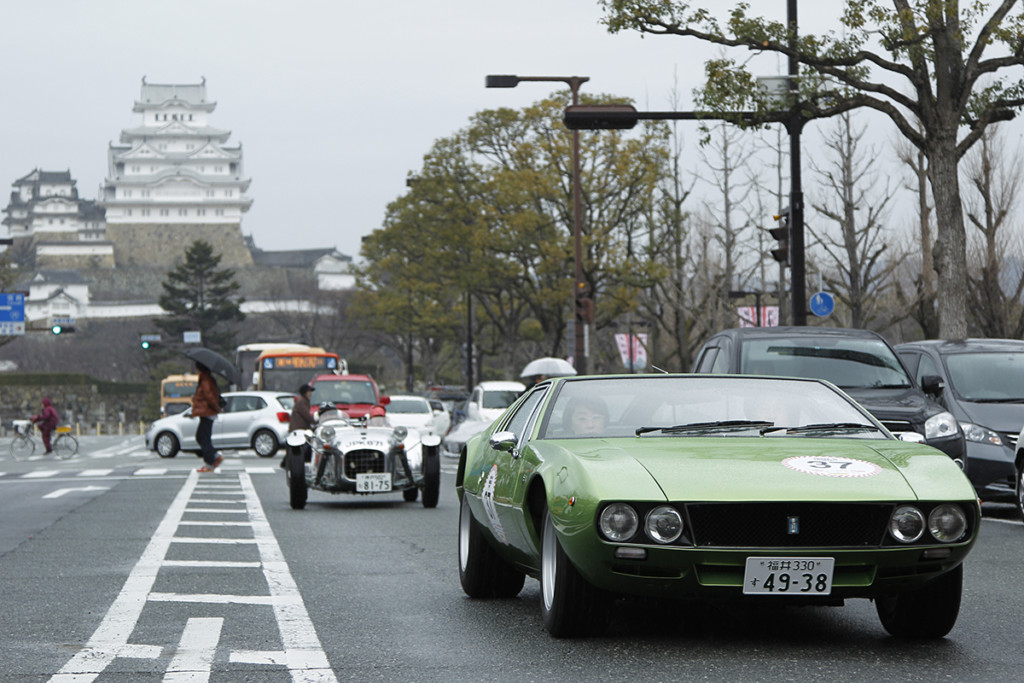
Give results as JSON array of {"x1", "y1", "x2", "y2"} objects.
[
  {"x1": 421, "y1": 447, "x2": 441, "y2": 508},
  {"x1": 540, "y1": 509, "x2": 611, "y2": 638},
  {"x1": 155, "y1": 433, "x2": 179, "y2": 458},
  {"x1": 1016, "y1": 463, "x2": 1024, "y2": 520},
  {"x1": 288, "y1": 450, "x2": 308, "y2": 510},
  {"x1": 252, "y1": 429, "x2": 279, "y2": 458},
  {"x1": 403, "y1": 487, "x2": 418, "y2": 502},
  {"x1": 875, "y1": 563, "x2": 963, "y2": 638},
  {"x1": 458, "y1": 494, "x2": 524, "y2": 598}
]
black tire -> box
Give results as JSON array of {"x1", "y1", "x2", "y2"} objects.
[
  {"x1": 288, "y1": 450, "x2": 308, "y2": 510},
  {"x1": 155, "y1": 432, "x2": 180, "y2": 458},
  {"x1": 1016, "y1": 461, "x2": 1024, "y2": 520},
  {"x1": 252, "y1": 429, "x2": 279, "y2": 457},
  {"x1": 421, "y1": 446, "x2": 441, "y2": 508},
  {"x1": 54, "y1": 434, "x2": 78, "y2": 459},
  {"x1": 875, "y1": 564, "x2": 963, "y2": 638},
  {"x1": 403, "y1": 487, "x2": 419, "y2": 502},
  {"x1": 540, "y1": 509, "x2": 611, "y2": 638},
  {"x1": 458, "y1": 494, "x2": 525, "y2": 598}
]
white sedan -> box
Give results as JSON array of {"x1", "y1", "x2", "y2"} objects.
[{"x1": 385, "y1": 394, "x2": 451, "y2": 436}]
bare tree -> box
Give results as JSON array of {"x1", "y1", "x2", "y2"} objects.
[
  {"x1": 962, "y1": 126, "x2": 1024, "y2": 337},
  {"x1": 808, "y1": 112, "x2": 898, "y2": 328}
]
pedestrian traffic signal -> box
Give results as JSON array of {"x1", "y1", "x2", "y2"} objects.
[
  {"x1": 141, "y1": 340, "x2": 151, "y2": 349},
  {"x1": 769, "y1": 208, "x2": 791, "y2": 265}
]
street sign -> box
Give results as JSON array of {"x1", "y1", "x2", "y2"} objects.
[
  {"x1": 140, "y1": 334, "x2": 162, "y2": 343},
  {"x1": 0, "y1": 293, "x2": 25, "y2": 336},
  {"x1": 810, "y1": 292, "x2": 835, "y2": 318},
  {"x1": 183, "y1": 330, "x2": 201, "y2": 344}
]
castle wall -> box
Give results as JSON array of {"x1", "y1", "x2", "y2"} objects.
[{"x1": 105, "y1": 223, "x2": 255, "y2": 268}]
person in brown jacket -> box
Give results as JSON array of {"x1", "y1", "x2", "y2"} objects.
[
  {"x1": 191, "y1": 362, "x2": 223, "y2": 472},
  {"x1": 282, "y1": 383, "x2": 316, "y2": 469}
]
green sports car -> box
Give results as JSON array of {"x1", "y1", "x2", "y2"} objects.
[{"x1": 455, "y1": 374, "x2": 980, "y2": 638}]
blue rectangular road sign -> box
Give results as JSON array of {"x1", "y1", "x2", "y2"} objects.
[{"x1": 0, "y1": 293, "x2": 25, "y2": 323}]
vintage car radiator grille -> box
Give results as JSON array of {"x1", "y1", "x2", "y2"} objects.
[
  {"x1": 686, "y1": 502, "x2": 893, "y2": 548},
  {"x1": 344, "y1": 449, "x2": 387, "y2": 478}
]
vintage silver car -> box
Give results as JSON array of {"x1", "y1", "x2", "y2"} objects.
[{"x1": 284, "y1": 405, "x2": 441, "y2": 510}]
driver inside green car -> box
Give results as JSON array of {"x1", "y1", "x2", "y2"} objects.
[{"x1": 564, "y1": 397, "x2": 608, "y2": 436}]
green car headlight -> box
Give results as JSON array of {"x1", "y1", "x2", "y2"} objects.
[
  {"x1": 889, "y1": 505, "x2": 925, "y2": 543},
  {"x1": 599, "y1": 503, "x2": 639, "y2": 542},
  {"x1": 645, "y1": 506, "x2": 683, "y2": 544},
  {"x1": 928, "y1": 504, "x2": 968, "y2": 543}
]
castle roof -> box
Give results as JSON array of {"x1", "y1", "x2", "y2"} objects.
[
  {"x1": 134, "y1": 78, "x2": 215, "y2": 112},
  {"x1": 249, "y1": 247, "x2": 350, "y2": 268}
]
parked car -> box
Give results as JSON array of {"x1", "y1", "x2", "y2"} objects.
[
  {"x1": 308, "y1": 373, "x2": 388, "y2": 420},
  {"x1": 692, "y1": 327, "x2": 965, "y2": 462},
  {"x1": 283, "y1": 404, "x2": 441, "y2": 510},
  {"x1": 385, "y1": 394, "x2": 451, "y2": 436},
  {"x1": 441, "y1": 418, "x2": 490, "y2": 459},
  {"x1": 465, "y1": 380, "x2": 525, "y2": 423},
  {"x1": 145, "y1": 391, "x2": 295, "y2": 458},
  {"x1": 424, "y1": 384, "x2": 470, "y2": 414},
  {"x1": 896, "y1": 338, "x2": 1024, "y2": 505},
  {"x1": 457, "y1": 374, "x2": 978, "y2": 638}
]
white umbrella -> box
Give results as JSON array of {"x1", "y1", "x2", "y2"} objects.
[{"x1": 520, "y1": 357, "x2": 577, "y2": 378}]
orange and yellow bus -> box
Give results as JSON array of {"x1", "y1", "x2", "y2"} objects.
[
  {"x1": 234, "y1": 342, "x2": 316, "y2": 389},
  {"x1": 160, "y1": 373, "x2": 198, "y2": 417},
  {"x1": 255, "y1": 348, "x2": 342, "y2": 392}
]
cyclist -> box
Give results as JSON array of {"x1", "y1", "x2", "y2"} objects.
[{"x1": 30, "y1": 397, "x2": 60, "y2": 454}]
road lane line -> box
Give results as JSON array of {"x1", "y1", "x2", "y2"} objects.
[
  {"x1": 79, "y1": 469, "x2": 114, "y2": 477},
  {"x1": 50, "y1": 469, "x2": 200, "y2": 682},
  {"x1": 24, "y1": 470, "x2": 60, "y2": 478},
  {"x1": 134, "y1": 468, "x2": 168, "y2": 476},
  {"x1": 184, "y1": 508, "x2": 248, "y2": 513},
  {"x1": 164, "y1": 617, "x2": 223, "y2": 683},
  {"x1": 162, "y1": 560, "x2": 261, "y2": 568},
  {"x1": 170, "y1": 537, "x2": 257, "y2": 544},
  {"x1": 238, "y1": 472, "x2": 337, "y2": 681}
]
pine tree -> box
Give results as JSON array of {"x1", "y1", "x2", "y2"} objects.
[{"x1": 155, "y1": 240, "x2": 244, "y2": 353}]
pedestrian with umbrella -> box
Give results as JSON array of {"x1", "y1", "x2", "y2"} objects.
[
  {"x1": 520, "y1": 357, "x2": 577, "y2": 391},
  {"x1": 191, "y1": 361, "x2": 223, "y2": 472}
]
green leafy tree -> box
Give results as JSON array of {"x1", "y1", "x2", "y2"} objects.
[
  {"x1": 155, "y1": 240, "x2": 244, "y2": 354},
  {"x1": 602, "y1": 0, "x2": 1024, "y2": 337}
]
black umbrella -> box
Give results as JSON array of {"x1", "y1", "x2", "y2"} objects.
[{"x1": 182, "y1": 347, "x2": 241, "y2": 387}]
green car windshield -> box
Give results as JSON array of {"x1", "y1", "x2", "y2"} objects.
[{"x1": 539, "y1": 376, "x2": 883, "y2": 440}]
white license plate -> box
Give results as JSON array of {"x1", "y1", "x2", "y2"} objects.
[
  {"x1": 355, "y1": 473, "x2": 392, "y2": 492},
  {"x1": 743, "y1": 557, "x2": 834, "y2": 595}
]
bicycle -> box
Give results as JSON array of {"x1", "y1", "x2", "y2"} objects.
[{"x1": 9, "y1": 420, "x2": 78, "y2": 460}]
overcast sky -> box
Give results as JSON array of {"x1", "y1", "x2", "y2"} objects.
[{"x1": 2, "y1": 1, "x2": 858, "y2": 260}]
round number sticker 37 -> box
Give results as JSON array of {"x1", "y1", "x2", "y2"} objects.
[{"x1": 782, "y1": 455, "x2": 882, "y2": 478}]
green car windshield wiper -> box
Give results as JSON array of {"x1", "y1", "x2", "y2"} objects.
[
  {"x1": 760, "y1": 422, "x2": 883, "y2": 435},
  {"x1": 636, "y1": 420, "x2": 774, "y2": 436}
]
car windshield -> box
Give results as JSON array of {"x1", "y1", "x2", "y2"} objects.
[
  {"x1": 944, "y1": 352, "x2": 1024, "y2": 401},
  {"x1": 482, "y1": 390, "x2": 520, "y2": 410},
  {"x1": 739, "y1": 337, "x2": 911, "y2": 389},
  {"x1": 388, "y1": 398, "x2": 430, "y2": 414},
  {"x1": 538, "y1": 376, "x2": 882, "y2": 440},
  {"x1": 312, "y1": 380, "x2": 377, "y2": 404}
]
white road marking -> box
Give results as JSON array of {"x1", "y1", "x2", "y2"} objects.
[
  {"x1": 50, "y1": 470, "x2": 336, "y2": 682},
  {"x1": 78, "y1": 469, "x2": 114, "y2": 477},
  {"x1": 24, "y1": 470, "x2": 60, "y2": 478},
  {"x1": 164, "y1": 617, "x2": 223, "y2": 683},
  {"x1": 134, "y1": 468, "x2": 168, "y2": 476},
  {"x1": 43, "y1": 486, "x2": 108, "y2": 499}
]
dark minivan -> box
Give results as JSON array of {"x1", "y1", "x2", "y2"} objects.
[
  {"x1": 896, "y1": 338, "x2": 1024, "y2": 505},
  {"x1": 692, "y1": 326, "x2": 965, "y2": 463}
]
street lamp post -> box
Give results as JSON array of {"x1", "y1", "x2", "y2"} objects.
[{"x1": 486, "y1": 74, "x2": 590, "y2": 374}]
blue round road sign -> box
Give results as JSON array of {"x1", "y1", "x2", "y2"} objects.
[{"x1": 810, "y1": 291, "x2": 835, "y2": 317}]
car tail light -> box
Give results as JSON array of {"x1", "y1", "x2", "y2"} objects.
[{"x1": 277, "y1": 412, "x2": 290, "y2": 423}]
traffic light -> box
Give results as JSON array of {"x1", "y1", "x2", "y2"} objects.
[
  {"x1": 51, "y1": 325, "x2": 76, "y2": 334},
  {"x1": 141, "y1": 340, "x2": 151, "y2": 350},
  {"x1": 769, "y1": 208, "x2": 791, "y2": 265},
  {"x1": 139, "y1": 333, "x2": 161, "y2": 350},
  {"x1": 575, "y1": 296, "x2": 595, "y2": 323}
]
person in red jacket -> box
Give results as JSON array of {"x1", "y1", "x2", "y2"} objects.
[
  {"x1": 31, "y1": 397, "x2": 60, "y2": 454},
  {"x1": 190, "y1": 362, "x2": 223, "y2": 472}
]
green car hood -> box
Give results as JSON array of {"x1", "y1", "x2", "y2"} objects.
[{"x1": 559, "y1": 437, "x2": 973, "y2": 503}]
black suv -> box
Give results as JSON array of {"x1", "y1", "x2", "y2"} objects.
[
  {"x1": 692, "y1": 326, "x2": 965, "y2": 462},
  {"x1": 896, "y1": 338, "x2": 1024, "y2": 504}
]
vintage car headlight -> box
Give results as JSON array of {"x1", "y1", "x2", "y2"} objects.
[
  {"x1": 924, "y1": 411, "x2": 958, "y2": 440},
  {"x1": 599, "y1": 503, "x2": 639, "y2": 542},
  {"x1": 928, "y1": 504, "x2": 968, "y2": 543},
  {"x1": 645, "y1": 506, "x2": 683, "y2": 544},
  {"x1": 959, "y1": 422, "x2": 1002, "y2": 446},
  {"x1": 318, "y1": 425, "x2": 336, "y2": 442},
  {"x1": 889, "y1": 505, "x2": 925, "y2": 543}
]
